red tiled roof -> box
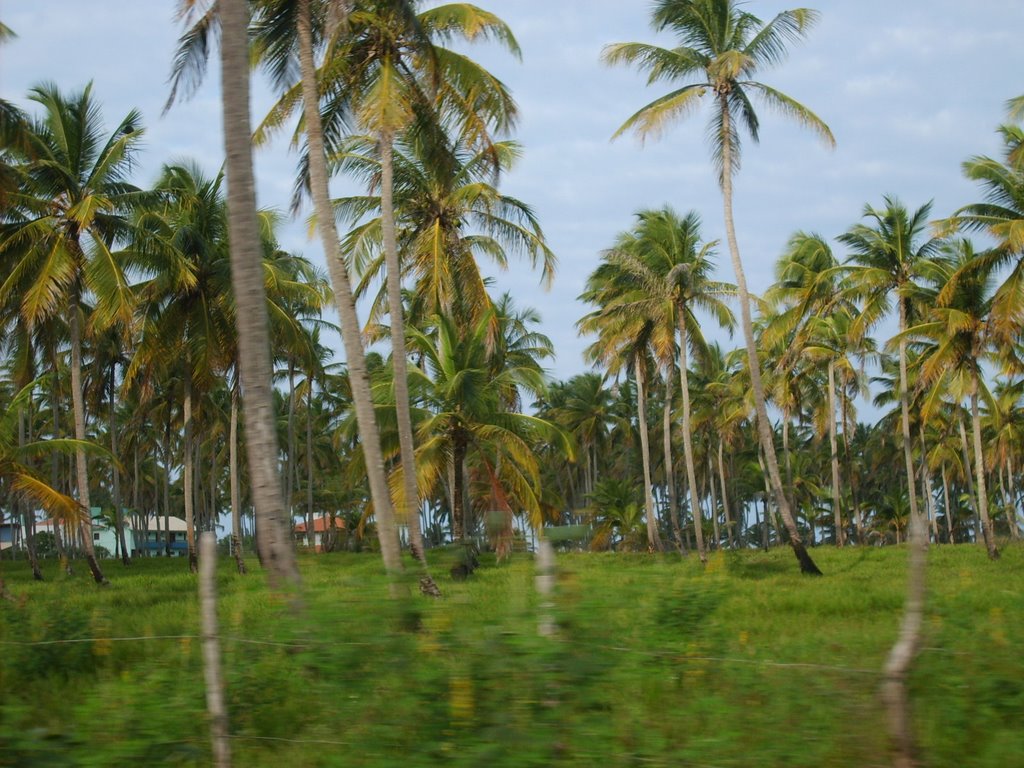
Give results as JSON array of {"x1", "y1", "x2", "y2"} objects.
[{"x1": 294, "y1": 516, "x2": 346, "y2": 533}]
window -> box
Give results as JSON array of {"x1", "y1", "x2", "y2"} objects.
[{"x1": 94, "y1": 533, "x2": 100, "y2": 541}]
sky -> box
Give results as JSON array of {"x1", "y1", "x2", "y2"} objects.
[{"x1": 3, "y1": 0, "x2": 1024, "y2": 402}]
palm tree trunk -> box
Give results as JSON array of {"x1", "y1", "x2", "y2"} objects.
[
  {"x1": 294, "y1": 0, "x2": 404, "y2": 578},
  {"x1": 919, "y1": 426, "x2": 938, "y2": 544},
  {"x1": 782, "y1": 417, "x2": 794, "y2": 501},
  {"x1": 183, "y1": 370, "x2": 198, "y2": 573},
  {"x1": 286, "y1": 359, "x2": 296, "y2": 520},
  {"x1": 827, "y1": 360, "x2": 843, "y2": 546},
  {"x1": 163, "y1": 416, "x2": 172, "y2": 557},
  {"x1": 109, "y1": 366, "x2": 130, "y2": 565},
  {"x1": 305, "y1": 379, "x2": 315, "y2": 551},
  {"x1": 230, "y1": 383, "x2": 246, "y2": 574},
  {"x1": 18, "y1": 410, "x2": 43, "y2": 580},
  {"x1": 220, "y1": 0, "x2": 300, "y2": 588},
  {"x1": 707, "y1": 453, "x2": 720, "y2": 551},
  {"x1": 957, "y1": 415, "x2": 980, "y2": 541},
  {"x1": 1005, "y1": 454, "x2": 1020, "y2": 539},
  {"x1": 68, "y1": 300, "x2": 106, "y2": 584},
  {"x1": 897, "y1": 299, "x2": 923, "y2": 536},
  {"x1": 718, "y1": 96, "x2": 819, "y2": 575},
  {"x1": 677, "y1": 313, "x2": 705, "y2": 562},
  {"x1": 635, "y1": 360, "x2": 662, "y2": 551},
  {"x1": 941, "y1": 464, "x2": 955, "y2": 544},
  {"x1": 49, "y1": 372, "x2": 71, "y2": 573},
  {"x1": 452, "y1": 431, "x2": 468, "y2": 542},
  {"x1": 881, "y1": 474, "x2": 928, "y2": 768},
  {"x1": 717, "y1": 440, "x2": 734, "y2": 548},
  {"x1": 379, "y1": 128, "x2": 429, "y2": 565},
  {"x1": 970, "y1": 380, "x2": 999, "y2": 559},
  {"x1": 841, "y1": 393, "x2": 864, "y2": 545},
  {"x1": 661, "y1": 372, "x2": 683, "y2": 553}
]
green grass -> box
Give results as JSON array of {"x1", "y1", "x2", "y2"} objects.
[{"x1": 1, "y1": 544, "x2": 1021, "y2": 767}]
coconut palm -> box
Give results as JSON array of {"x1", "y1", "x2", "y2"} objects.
[
  {"x1": 404, "y1": 309, "x2": 566, "y2": 549},
  {"x1": 939, "y1": 100, "x2": 1024, "y2": 339},
  {"x1": 337, "y1": 130, "x2": 555, "y2": 329},
  {"x1": 320, "y1": 0, "x2": 518, "y2": 577},
  {"x1": 0, "y1": 379, "x2": 99, "y2": 579},
  {"x1": 580, "y1": 247, "x2": 675, "y2": 553},
  {"x1": 219, "y1": 0, "x2": 300, "y2": 587},
  {"x1": 765, "y1": 233, "x2": 860, "y2": 545},
  {"x1": 841, "y1": 197, "x2": 941, "y2": 540},
  {"x1": 0, "y1": 83, "x2": 147, "y2": 584},
  {"x1": 603, "y1": 0, "x2": 834, "y2": 574},
  {"x1": 903, "y1": 240, "x2": 1000, "y2": 559},
  {"x1": 601, "y1": 206, "x2": 734, "y2": 560}
]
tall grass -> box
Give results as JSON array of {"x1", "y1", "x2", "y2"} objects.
[{"x1": 1, "y1": 545, "x2": 1021, "y2": 766}]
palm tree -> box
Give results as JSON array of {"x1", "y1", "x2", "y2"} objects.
[
  {"x1": 939, "y1": 99, "x2": 1024, "y2": 339},
  {"x1": 404, "y1": 309, "x2": 566, "y2": 549},
  {"x1": 218, "y1": 0, "x2": 300, "y2": 588},
  {"x1": 765, "y1": 232, "x2": 861, "y2": 545},
  {"x1": 328, "y1": 0, "x2": 518, "y2": 578},
  {"x1": 129, "y1": 162, "x2": 238, "y2": 572},
  {"x1": 0, "y1": 379, "x2": 96, "y2": 579},
  {"x1": 841, "y1": 197, "x2": 940, "y2": 542},
  {"x1": 603, "y1": 0, "x2": 833, "y2": 574},
  {"x1": 904, "y1": 240, "x2": 1000, "y2": 559},
  {"x1": 579, "y1": 297, "x2": 665, "y2": 551},
  {"x1": 0, "y1": 83, "x2": 146, "y2": 584},
  {"x1": 601, "y1": 207, "x2": 734, "y2": 560},
  {"x1": 337, "y1": 129, "x2": 555, "y2": 329}
]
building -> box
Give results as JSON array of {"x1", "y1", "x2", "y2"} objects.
[
  {"x1": 136, "y1": 515, "x2": 190, "y2": 557},
  {"x1": 294, "y1": 515, "x2": 346, "y2": 552}
]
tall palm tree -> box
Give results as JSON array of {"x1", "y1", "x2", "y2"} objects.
[
  {"x1": 404, "y1": 309, "x2": 566, "y2": 547},
  {"x1": 601, "y1": 207, "x2": 734, "y2": 560},
  {"x1": 580, "y1": 268, "x2": 666, "y2": 552},
  {"x1": 904, "y1": 240, "x2": 1000, "y2": 559},
  {"x1": 939, "y1": 99, "x2": 1024, "y2": 339},
  {"x1": 603, "y1": 0, "x2": 833, "y2": 574},
  {"x1": 0, "y1": 83, "x2": 146, "y2": 584},
  {"x1": 130, "y1": 162, "x2": 238, "y2": 572},
  {"x1": 841, "y1": 197, "x2": 940, "y2": 543},
  {"x1": 337, "y1": 130, "x2": 555, "y2": 329},
  {"x1": 324, "y1": 0, "x2": 518, "y2": 577},
  {"x1": 765, "y1": 233, "x2": 860, "y2": 545},
  {"x1": 219, "y1": 0, "x2": 300, "y2": 587}
]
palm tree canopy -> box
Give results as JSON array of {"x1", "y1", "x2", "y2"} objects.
[{"x1": 602, "y1": 0, "x2": 834, "y2": 180}]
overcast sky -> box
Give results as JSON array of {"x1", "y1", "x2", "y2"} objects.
[{"x1": 3, "y1": 1, "x2": 1023, "y2": 400}]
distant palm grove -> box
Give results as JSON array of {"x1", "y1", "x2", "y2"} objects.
[{"x1": 2, "y1": 0, "x2": 1024, "y2": 591}]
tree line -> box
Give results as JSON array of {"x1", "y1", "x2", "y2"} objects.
[{"x1": 1, "y1": 1, "x2": 1021, "y2": 592}]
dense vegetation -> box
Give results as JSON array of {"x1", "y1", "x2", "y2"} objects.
[
  {"x1": 2, "y1": 548, "x2": 1022, "y2": 767},
  {"x1": 1, "y1": 1, "x2": 1023, "y2": 763}
]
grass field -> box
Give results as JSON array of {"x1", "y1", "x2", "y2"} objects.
[{"x1": 1, "y1": 544, "x2": 1021, "y2": 767}]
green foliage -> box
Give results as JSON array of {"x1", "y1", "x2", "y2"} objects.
[{"x1": 0, "y1": 547, "x2": 1022, "y2": 766}]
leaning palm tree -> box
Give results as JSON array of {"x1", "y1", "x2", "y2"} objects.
[
  {"x1": 318, "y1": 0, "x2": 518, "y2": 577},
  {"x1": 0, "y1": 83, "x2": 145, "y2": 584},
  {"x1": 218, "y1": 0, "x2": 300, "y2": 587},
  {"x1": 603, "y1": 0, "x2": 833, "y2": 574}
]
